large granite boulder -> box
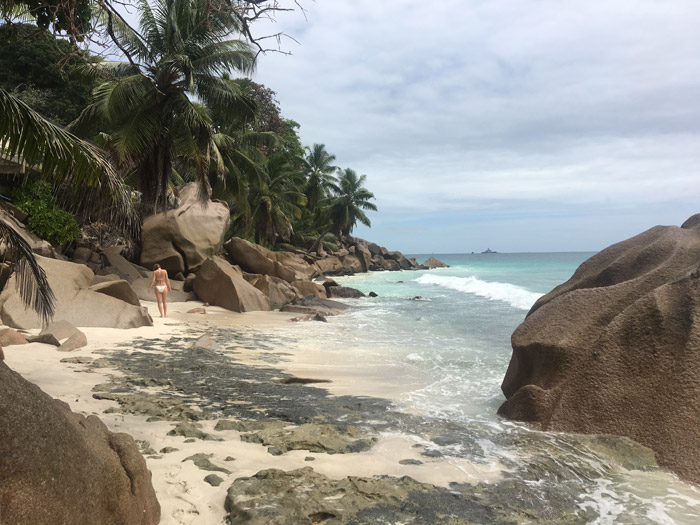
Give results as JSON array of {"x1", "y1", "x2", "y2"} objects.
[
  {"x1": 140, "y1": 183, "x2": 230, "y2": 275},
  {"x1": 224, "y1": 238, "x2": 297, "y2": 282},
  {"x1": 314, "y1": 256, "x2": 344, "y2": 275},
  {"x1": 99, "y1": 247, "x2": 149, "y2": 283},
  {"x1": 89, "y1": 279, "x2": 141, "y2": 306},
  {"x1": 224, "y1": 238, "x2": 318, "y2": 282},
  {"x1": 245, "y1": 274, "x2": 300, "y2": 310},
  {"x1": 386, "y1": 251, "x2": 419, "y2": 270},
  {"x1": 193, "y1": 257, "x2": 270, "y2": 312},
  {"x1": 0, "y1": 256, "x2": 152, "y2": 329},
  {"x1": 0, "y1": 361, "x2": 160, "y2": 524},
  {"x1": 291, "y1": 280, "x2": 326, "y2": 299},
  {"x1": 498, "y1": 214, "x2": 700, "y2": 483}
]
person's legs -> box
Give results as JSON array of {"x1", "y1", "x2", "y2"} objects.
[
  {"x1": 155, "y1": 290, "x2": 164, "y2": 317},
  {"x1": 162, "y1": 289, "x2": 168, "y2": 317}
]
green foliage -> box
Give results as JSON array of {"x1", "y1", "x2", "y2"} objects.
[
  {"x1": 12, "y1": 180, "x2": 81, "y2": 245},
  {"x1": 71, "y1": 0, "x2": 257, "y2": 213},
  {"x1": 19, "y1": 0, "x2": 92, "y2": 37},
  {"x1": 0, "y1": 24, "x2": 94, "y2": 124}
]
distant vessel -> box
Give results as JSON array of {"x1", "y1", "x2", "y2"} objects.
[{"x1": 481, "y1": 248, "x2": 497, "y2": 254}]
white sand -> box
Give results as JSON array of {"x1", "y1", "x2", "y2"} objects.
[{"x1": 3, "y1": 300, "x2": 505, "y2": 525}]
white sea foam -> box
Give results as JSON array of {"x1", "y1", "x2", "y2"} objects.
[{"x1": 414, "y1": 274, "x2": 542, "y2": 310}]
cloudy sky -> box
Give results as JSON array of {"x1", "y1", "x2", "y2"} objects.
[{"x1": 252, "y1": 1, "x2": 700, "y2": 254}]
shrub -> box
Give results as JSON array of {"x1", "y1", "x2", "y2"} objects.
[{"x1": 11, "y1": 180, "x2": 81, "y2": 245}]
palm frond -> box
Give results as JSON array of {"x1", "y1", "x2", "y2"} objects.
[
  {"x1": 0, "y1": 88, "x2": 108, "y2": 187},
  {"x1": 0, "y1": 220, "x2": 55, "y2": 326}
]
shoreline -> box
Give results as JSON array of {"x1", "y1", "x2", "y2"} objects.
[{"x1": 3, "y1": 299, "x2": 508, "y2": 524}]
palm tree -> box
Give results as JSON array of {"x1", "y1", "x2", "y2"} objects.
[
  {"x1": 329, "y1": 168, "x2": 377, "y2": 237},
  {"x1": 249, "y1": 153, "x2": 306, "y2": 246},
  {"x1": 307, "y1": 167, "x2": 377, "y2": 254},
  {"x1": 0, "y1": 87, "x2": 111, "y2": 323},
  {"x1": 206, "y1": 79, "x2": 277, "y2": 225},
  {"x1": 70, "y1": 0, "x2": 257, "y2": 214},
  {"x1": 301, "y1": 143, "x2": 338, "y2": 212}
]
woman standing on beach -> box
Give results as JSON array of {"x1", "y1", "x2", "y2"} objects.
[{"x1": 148, "y1": 264, "x2": 171, "y2": 318}]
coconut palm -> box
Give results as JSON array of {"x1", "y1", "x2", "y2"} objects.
[
  {"x1": 301, "y1": 143, "x2": 338, "y2": 212},
  {"x1": 205, "y1": 79, "x2": 277, "y2": 224},
  {"x1": 329, "y1": 168, "x2": 377, "y2": 237},
  {"x1": 307, "y1": 167, "x2": 376, "y2": 253},
  {"x1": 249, "y1": 153, "x2": 306, "y2": 246},
  {"x1": 70, "y1": 0, "x2": 257, "y2": 214}
]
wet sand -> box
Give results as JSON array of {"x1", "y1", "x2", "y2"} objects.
[{"x1": 3, "y1": 300, "x2": 507, "y2": 525}]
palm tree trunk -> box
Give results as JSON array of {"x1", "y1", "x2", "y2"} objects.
[{"x1": 307, "y1": 226, "x2": 335, "y2": 255}]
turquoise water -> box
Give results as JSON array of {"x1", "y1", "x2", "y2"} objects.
[
  {"x1": 326, "y1": 252, "x2": 591, "y2": 421},
  {"x1": 282, "y1": 252, "x2": 700, "y2": 524}
]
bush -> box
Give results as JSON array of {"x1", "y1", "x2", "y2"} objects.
[{"x1": 11, "y1": 180, "x2": 81, "y2": 245}]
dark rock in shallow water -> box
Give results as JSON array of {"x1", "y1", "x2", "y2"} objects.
[
  {"x1": 422, "y1": 256, "x2": 449, "y2": 268},
  {"x1": 325, "y1": 285, "x2": 366, "y2": 299},
  {"x1": 499, "y1": 214, "x2": 700, "y2": 484}
]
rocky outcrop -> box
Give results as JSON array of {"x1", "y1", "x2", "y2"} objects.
[
  {"x1": 89, "y1": 279, "x2": 141, "y2": 306},
  {"x1": 280, "y1": 296, "x2": 349, "y2": 317},
  {"x1": 313, "y1": 256, "x2": 344, "y2": 275},
  {"x1": 0, "y1": 256, "x2": 152, "y2": 330},
  {"x1": 323, "y1": 279, "x2": 365, "y2": 299},
  {"x1": 245, "y1": 274, "x2": 300, "y2": 310},
  {"x1": 0, "y1": 361, "x2": 160, "y2": 524},
  {"x1": 291, "y1": 280, "x2": 326, "y2": 299},
  {"x1": 0, "y1": 328, "x2": 28, "y2": 346},
  {"x1": 28, "y1": 320, "x2": 88, "y2": 351},
  {"x1": 100, "y1": 246, "x2": 149, "y2": 282},
  {"x1": 224, "y1": 237, "x2": 302, "y2": 282},
  {"x1": 0, "y1": 204, "x2": 59, "y2": 259},
  {"x1": 140, "y1": 183, "x2": 230, "y2": 275},
  {"x1": 193, "y1": 257, "x2": 270, "y2": 313},
  {"x1": 422, "y1": 256, "x2": 449, "y2": 268},
  {"x1": 498, "y1": 214, "x2": 700, "y2": 484}
]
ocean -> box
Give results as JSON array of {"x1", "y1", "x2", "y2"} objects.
[{"x1": 281, "y1": 252, "x2": 700, "y2": 524}]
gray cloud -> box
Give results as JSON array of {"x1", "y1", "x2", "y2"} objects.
[{"x1": 253, "y1": 0, "x2": 700, "y2": 250}]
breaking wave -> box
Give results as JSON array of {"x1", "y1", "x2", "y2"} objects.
[{"x1": 414, "y1": 274, "x2": 542, "y2": 310}]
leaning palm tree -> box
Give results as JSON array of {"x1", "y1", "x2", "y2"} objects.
[
  {"x1": 70, "y1": 0, "x2": 257, "y2": 214},
  {"x1": 301, "y1": 143, "x2": 338, "y2": 212}
]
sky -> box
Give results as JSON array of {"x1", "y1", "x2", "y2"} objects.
[{"x1": 250, "y1": 0, "x2": 700, "y2": 254}]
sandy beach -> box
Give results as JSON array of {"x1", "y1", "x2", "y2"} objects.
[{"x1": 3, "y1": 299, "x2": 506, "y2": 525}]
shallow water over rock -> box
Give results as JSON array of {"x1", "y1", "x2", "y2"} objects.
[{"x1": 82, "y1": 322, "x2": 700, "y2": 523}]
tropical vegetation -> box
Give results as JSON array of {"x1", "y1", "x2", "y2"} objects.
[{"x1": 0, "y1": 0, "x2": 378, "y2": 319}]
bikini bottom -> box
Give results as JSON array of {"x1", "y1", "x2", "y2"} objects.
[{"x1": 155, "y1": 285, "x2": 166, "y2": 293}]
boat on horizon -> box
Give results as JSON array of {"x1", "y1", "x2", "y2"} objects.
[{"x1": 481, "y1": 248, "x2": 498, "y2": 254}]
